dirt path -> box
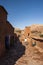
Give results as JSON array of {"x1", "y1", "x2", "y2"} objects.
[
  {"x1": 15, "y1": 41, "x2": 43, "y2": 65},
  {"x1": 0, "y1": 40, "x2": 43, "y2": 65}
]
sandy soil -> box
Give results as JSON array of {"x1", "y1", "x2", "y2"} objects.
[{"x1": 15, "y1": 40, "x2": 43, "y2": 65}]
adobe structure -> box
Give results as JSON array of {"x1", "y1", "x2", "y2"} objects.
[
  {"x1": 0, "y1": 5, "x2": 14, "y2": 56},
  {"x1": 24, "y1": 26, "x2": 31, "y2": 37},
  {"x1": 20, "y1": 25, "x2": 43, "y2": 51},
  {"x1": 20, "y1": 26, "x2": 31, "y2": 42}
]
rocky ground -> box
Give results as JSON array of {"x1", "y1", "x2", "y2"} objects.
[
  {"x1": 0, "y1": 38, "x2": 43, "y2": 65},
  {"x1": 15, "y1": 39, "x2": 43, "y2": 65}
]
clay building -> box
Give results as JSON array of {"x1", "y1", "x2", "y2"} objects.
[
  {"x1": 24, "y1": 26, "x2": 31, "y2": 37},
  {"x1": 0, "y1": 5, "x2": 14, "y2": 56},
  {"x1": 20, "y1": 26, "x2": 31, "y2": 42}
]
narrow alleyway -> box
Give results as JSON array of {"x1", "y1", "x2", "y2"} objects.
[
  {"x1": 0, "y1": 38, "x2": 43, "y2": 65},
  {"x1": 15, "y1": 40, "x2": 43, "y2": 65},
  {"x1": 0, "y1": 40, "x2": 25, "y2": 65}
]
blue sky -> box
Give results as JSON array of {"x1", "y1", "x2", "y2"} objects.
[{"x1": 0, "y1": 0, "x2": 43, "y2": 29}]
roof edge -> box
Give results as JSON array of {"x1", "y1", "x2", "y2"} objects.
[{"x1": 0, "y1": 5, "x2": 8, "y2": 14}]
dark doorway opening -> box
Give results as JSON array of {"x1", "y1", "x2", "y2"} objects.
[{"x1": 5, "y1": 36, "x2": 10, "y2": 49}]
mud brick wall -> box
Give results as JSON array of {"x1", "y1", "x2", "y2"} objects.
[
  {"x1": 0, "y1": 6, "x2": 7, "y2": 56},
  {"x1": 24, "y1": 27, "x2": 30, "y2": 38}
]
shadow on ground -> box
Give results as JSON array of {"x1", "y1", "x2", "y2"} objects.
[{"x1": 0, "y1": 33, "x2": 25, "y2": 65}]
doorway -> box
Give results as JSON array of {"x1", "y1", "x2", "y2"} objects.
[{"x1": 5, "y1": 35, "x2": 10, "y2": 49}]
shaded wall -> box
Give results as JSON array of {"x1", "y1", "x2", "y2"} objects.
[
  {"x1": 0, "y1": 6, "x2": 14, "y2": 56},
  {"x1": 0, "y1": 7, "x2": 7, "y2": 56}
]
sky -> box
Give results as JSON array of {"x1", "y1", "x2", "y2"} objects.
[{"x1": 0, "y1": 0, "x2": 43, "y2": 29}]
